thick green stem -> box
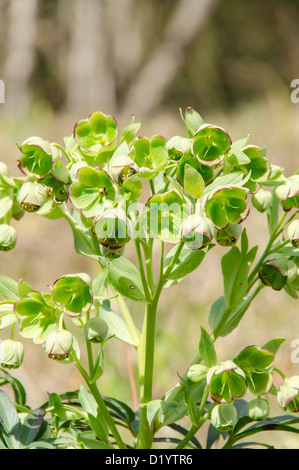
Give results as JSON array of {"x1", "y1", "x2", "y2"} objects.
[{"x1": 136, "y1": 242, "x2": 165, "y2": 448}]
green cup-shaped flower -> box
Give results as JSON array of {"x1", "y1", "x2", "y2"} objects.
[
  {"x1": 52, "y1": 274, "x2": 92, "y2": 317},
  {"x1": 146, "y1": 189, "x2": 187, "y2": 244},
  {"x1": 275, "y1": 175, "x2": 299, "y2": 212},
  {"x1": 73, "y1": 111, "x2": 118, "y2": 161},
  {"x1": 181, "y1": 213, "x2": 213, "y2": 250},
  {"x1": 133, "y1": 135, "x2": 168, "y2": 180},
  {"x1": 258, "y1": 253, "x2": 298, "y2": 291},
  {"x1": 92, "y1": 208, "x2": 133, "y2": 249},
  {"x1": 277, "y1": 376, "x2": 299, "y2": 412},
  {"x1": 251, "y1": 188, "x2": 273, "y2": 213},
  {"x1": 18, "y1": 181, "x2": 48, "y2": 212},
  {"x1": 167, "y1": 135, "x2": 192, "y2": 161},
  {"x1": 108, "y1": 154, "x2": 139, "y2": 185},
  {"x1": 14, "y1": 291, "x2": 57, "y2": 344},
  {"x1": 18, "y1": 137, "x2": 56, "y2": 178},
  {"x1": 287, "y1": 219, "x2": 299, "y2": 248},
  {"x1": 214, "y1": 223, "x2": 242, "y2": 247},
  {"x1": 247, "y1": 398, "x2": 270, "y2": 421},
  {"x1": 0, "y1": 339, "x2": 24, "y2": 369},
  {"x1": 207, "y1": 360, "x2": 247, "y2": 403},
  {"x1": 204, "y1": 186, "x2": 249, "y2": 230},
  {"x1": 192, "y1": 124, "x2": 231, "y2": 167},
  {"x1": 45, "y1": 328, "x2": 73, "y2": 360},
  {"x1": 68, "y1": 167, "x2": 115, "y2": 218},
  {"x1": 233, "y1": 345, "x2": 274, "y2": 395},
  {"x1": 0, "y1": 224, "x2": 17, "y2": 251},
  {"x1": 211, "y1": 403, "x2": 238, "y2": 432},
  {"x1": 84, "y1": 317, "x2": 108, "y2": 343},
  {"x1": 240, "y1": 146, "x2": 270, "y2": 183}
]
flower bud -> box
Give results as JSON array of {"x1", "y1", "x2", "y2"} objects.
[
  {"x1": 92, "y1": 208, "x2": 132, "y2": 249},
  {"x1": 0, "y1": 162, "x2": 10, "y2": 177},
  {"x1": 45, "y1": 329, "x2": 73, "y2": 360},
  {"x1": 84, "y1": 317, "x2": 108, "y2": 343},
  {"x1": 211, "y1": 404, "x2": 237, "y2": 432},
  {"x1": 214, "y1": 223, "x2": 242, "y2": 247},
  {"x1": 187, "y1": 364, "x2": 209, "y2": 382},
  {"x1": 0, "y1": 339, "x2": 24, "y2": 369},
  {"x1": 287, "y1": 219, "x2": 299, "y2": 248},
  {"x1": 251, "y1": 188, "x2": 272, "y2": 213},
  {"x1": 247, "y1": 398, "x2": 270, "y2": 420},
  {"x1": 18, "y1": 181, "x2": 48, "y2": 212},
  {"x1": 0, "y1": 224, "x2": 17, "y2": 251},
  {"x1": 277, "y1": 376, "x2": 299, "y2": 412},
  {"x1": 181, "y1": 213, "x2": 213, "y2": 250}
]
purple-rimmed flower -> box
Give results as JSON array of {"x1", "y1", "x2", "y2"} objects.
[
  {"x1": 275, "y1": 175, "x2": 299, "y2": 212},
  {"x1": 73, "y1": 111, "x2": 118, "y2": 163},
  {"x1": 68, "y1": 166, "x2": 116, "y2": 218},
  {"x1": 247, "y1": 398, "x2": 270, "y2": 421},
  {"x1": 277, "y1": 376, "x2": 299, "y2": 412},
  {"x1": 204, "y1": 186, "x2": 249, "y2": 230},
  {"x1": 133, "y1": 135, "x2": 168, "y2": 180},
  {"x1": 181, "y1": 213, "x2": 213, "y2": 250},
  {"x1": 192, "y1": 124, "x2": 231, "y2": 167},
  {"x1": 17, "y1": 137, "x2": 58, "y2": 179},
  {"x1": 233, "y1": 345, "x2": 274, "y2": 395},
  {"x1": 207, "y1": 360, "x2": 247, "y2": 403},
  {"x1": 258, "y1": 253, "x2": 298, "y2": 291},
  {"x1": 52, "y1": 273, "x2": 93, "y2": 317}
]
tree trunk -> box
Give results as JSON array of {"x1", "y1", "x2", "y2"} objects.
[
  {"x1": 4, "y1": 0, "x2": 39, "y2": 112},
  {"x1": 120, "y1": 0, "x2": 217, "y2": 119}
]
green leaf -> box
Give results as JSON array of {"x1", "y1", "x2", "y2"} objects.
[
  {"x1": 120, "y1": 118, "x2": 141, "y2": 147},
  {"x1": 0, "y1": 390, "x2": 21, "y2": 449},
  {"x1": 208, "y1": 296, "x2": 227, "y2": 331},
  {"x1": 164, "y1": 244, "x2": 207, "y2": 280},
  {"x1": 92, "y1": 269, "x2": 109, "y2": 301},
  {"x1": 99, "y1": 300, "x2": 138, "y2": 347},
  {"x1": 262, "y1": 338, "x2": 285, "y2": 355},
  {"x1": 87, "y1": 413, "x2": 109, "y2": 443},
  {"x1": 184, "y1": 164, "x2": 205, "y2": 199},
  {"x1": 108, "y1": 257, "x2": 145, "y2": 302},
  {"x1": 78, "y1": 385, "x2": 98, "y2": 417},
  {"x1": 77, "y1": 432, "x2": 114, "y2": 449},
  {"x1": 0, "y1": 275, "x2": 20, "y2": 302},
  {"x1": 221, "y1": 245, "x2": 257, "y2": 309},
  {"x1": 184, "y1": 107, "x2": 204, "y2": 137},
  {"x1": 267, "y1": 191, "x2": 279, "y2": 236},
  {"x1": 199, "y1": 327, "x2": 217, "y2": 368},
  {"x1": 19, "y1": 409, "x2": 46, "y2": 447},
  {"x1": 18, "y1": 279, "x2": 34, "y2": 299}
]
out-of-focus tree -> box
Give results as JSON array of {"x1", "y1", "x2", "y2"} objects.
[{"x1": 0, "y1": 0, "x2": 299, "y2": 119}]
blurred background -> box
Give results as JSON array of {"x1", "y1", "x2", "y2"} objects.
[{"x1": 0, "y1": 0, "x2": 299, "y2": 448}]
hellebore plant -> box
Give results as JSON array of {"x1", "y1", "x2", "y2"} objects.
[{"x1": 0, "y1": 108, "x2": 299, "y2": 450}]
